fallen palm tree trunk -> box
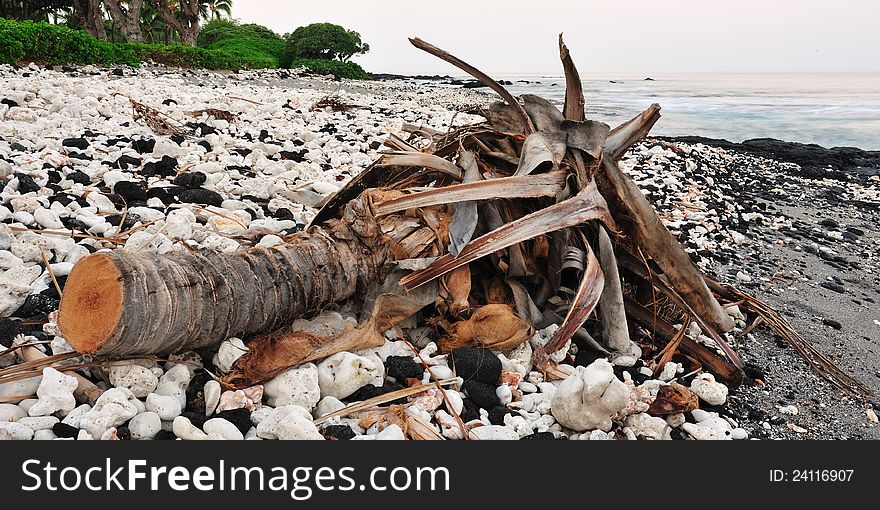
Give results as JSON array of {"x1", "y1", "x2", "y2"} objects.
[{"x1": 55, "y1": 35, "x2": 870, "y2": 400}]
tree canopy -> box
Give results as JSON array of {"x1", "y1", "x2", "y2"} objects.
[{"x1": 281, "y1": 22, "x2": 369, "y2": 67}]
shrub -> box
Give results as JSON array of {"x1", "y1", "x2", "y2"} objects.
[
  {"x1": 0, "y1": 19, "x2": 139, "y2": 66},
  {"x1": 291, "y1": 58, "x2": 371, "y2": 80},
  {"x1": 123, "y1": 43, "x2": 247, "y2": 69},
  {"x1": 281, "y1": 23, "x2": 369, "y2": 68},
  {"x1": 198, "y1": 19, "x2": 284, "y2": 68}
]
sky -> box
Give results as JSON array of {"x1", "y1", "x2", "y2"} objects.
[{"x1": 233, "y1": 0, "x2": 880, "y2": 74}]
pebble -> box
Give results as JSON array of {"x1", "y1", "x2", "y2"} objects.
[
  {"x1": 375, "y1": 424, "x2": 406, "y2": 440},
  {"x1": 108, "y1": 364, "x2": 159, "y2": 398},
  {"x1": 689, "y1": 373, "x2": 729, "y2": 406},
  {"x1": 317, "y1": 352, "x2": 381, "y2": 399},
  {"x1": 204, "y1": 417, "x2": 245, "y2": 440},
  {"x1": 550, "y1": 359, "x2": 630, "y2": 432},
  {"x1": 449, "y1": 348, "x2": 502, "y2": 384},
  {"x1": 145, "y1": 392, "x2": 183, "y2": 421},
  {"x1": 468, "y1": 425, "x2": 519, "y2": 440},
  {"x1": 255, "y1": 405, "x2": 323, "y2": 440},
  {"x1": 263, "y1": 363, "x2": 320, "y2": 410},
  {"x1": 129, "y1": 412, "x2": 162, "y2": 440},
  {"x1": 27, "y1": 367, "x2": 78, "y2": 416}
]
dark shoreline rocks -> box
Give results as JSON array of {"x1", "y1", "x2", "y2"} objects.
[{"x1": 659, "y1": 136, "x2": 880, "y2": 178}]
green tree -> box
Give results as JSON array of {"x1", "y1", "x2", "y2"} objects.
[
  {"x1": 281, "y1": 22, "x2": 368, "y2": 67},
  {"x1": 199, "y1": 0, "x2": 231, "y2": 21}
]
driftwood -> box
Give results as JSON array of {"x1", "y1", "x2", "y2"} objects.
[{"x1": 57, "y1": 36, "x2": 870, "y2": 399}]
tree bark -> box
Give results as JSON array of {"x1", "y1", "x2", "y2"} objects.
[
  {"x1": 103, "y1": 0, "x2": 144, "y2": 43},
  {"x1": 72, "y1": 0, "x2": 107, "y2": 40},
  {"x1": 58, "y1": 192, "x2": 446, "y2": 357},
  {"x1": 152, "y1": 0, "x2": 200, "y2": 46}
]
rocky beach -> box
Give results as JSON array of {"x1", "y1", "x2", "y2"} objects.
[{"x1": 1, "y1": 63, "x2": 878, "y2": 441}]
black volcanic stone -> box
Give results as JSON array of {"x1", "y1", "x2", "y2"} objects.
[
  {"x1": 170, "y1": 134, "x2": 185, "y2": 145},
  {"x1": 214, "y1": 408, "x2": 252, "y2": 435},
  {"x1": 197, "y1": 140, "x2": 211, "y2": 152},
  {"x1": 162, "y1": 98, "x2": 178, "y2": 106},
  {"x1": 462, "y1": 380, "x2": 501, "y2": 410},
  {"x1": 520, "y1": 432, "x2": 556, "y2": 440},
  {"x1": 0, "y1": 319, "x2": 23, "y2": 348},
  {"x1": 457, "y1": 398, "x2": 480, "y2": 423},
  {"x1": 12, "y1": 294, "x2": 59, "y2": 319},
  {"x1": 131, "y1": 138, "x2": 156, "y2": 154},
  {"x1": 346, "y1": 383, "x2": 407, "y2": 406},
  {"x1": 819, "y1": 218, "x2": 839, "y2": 228},
  {"x1": 14, "y1": 173, "x2": 41, "y2": 193},
  {"x1": 141, "y1": 155, "x2": 178, "y2": 178},
  {"x1": 322, "y1": 425, "x2": 356, "y2": 440},
  {"x1": 185, "y1": 370, "x2": 214, "y2": 414},
  {"x1": 177, "y1": 188, "x2": 223, "y2": 207},
  {"x1": 385, "y1": 356, "x2": 424, "y2": 380},
  {"x1": 52, "y1": 422, "x2": 79, "y2": 439},
  {"x1": 172, "y1": 171, "x2": 207, "y2": 189},
  {"x1": 180, "y1": 411, "x2": 208, "y2": 429},
  {"x1": 1, "y1": 98, "x2": 19, "y2": 108},
  {"x1": 488, "y1": 406, "x2": 511, "y2": 425},
  {"x1": 822, "y1": 318, "x2": 842, "y2": 330},
  {"x1": 62, "y1": 137, "x2": 89, "y2": 150},
  {"x1": 111, "y1": 155, "x2": 142, "y2": 169},
  {"x1": 154, "y1": 430, "x2": 177, "y2": 440},
  {"x1": 820, "y1": 281, "x2": 845, "y2": 294},
  {"x1": 449, "y1": 348, "x2": 501, "y2": 384},
  {"x1": 66, "y1": 170, "x2": 92, "y2": 185},
  {"x1": 273, "y1": 208, "x2": 294, "y2": 220},
  {"x1": 113, "y1": 181, "x2": 148, "y2": 203}
]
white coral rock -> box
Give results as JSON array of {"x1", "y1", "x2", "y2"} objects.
[
  {"x1": 689, "y1": 373, "x2": 729, "y2": 406},
  {"x1": 213, "y1": 337, "x2": 248, "y2": 375},
  {"x1": 108, "y1": 364, "x2": 159, "y2": 398},
  {"x1": 550, "y1": 359, "x2": 630, "y2": 432},
  {"x1": 78, "y1": 388, "x2": 139, "y2": 439},
  {"x1": 255, "y1": 405, "x2": 323, "y2": 440},
  {"x1": 28, "y1": 367, "x2": 78, "y2": 417},
  {"x1": 317, "y1": 352, "x2": 381, "y2": 399},
  {"x1": 263, "y1": 363, "x2": 320, "y2": 409}
]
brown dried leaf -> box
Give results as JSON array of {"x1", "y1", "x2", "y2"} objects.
[
  {"x1": 400, "y1": 181, "x2": 617, "y2": 290},
  {"x1": 438, "y1": 265, "x2": 471, "y2": 317}
]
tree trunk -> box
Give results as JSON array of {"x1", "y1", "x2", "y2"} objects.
[
  {"x1": 152, "y1": 0, "x2": 200, "y2": 46},
  {"x1": 58, "y1": 192, "x2": 444, "y2": 357},
  {"x1": 103, "y1": 0, "x2": 144, "y2": 43},
  {"x1": 81, "y1": 0, "x2": 107, "y2": 40}
]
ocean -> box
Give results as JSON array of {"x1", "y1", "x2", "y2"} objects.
[{"x1": 448, "y1": 73, "x2": 880, "y2": 150}]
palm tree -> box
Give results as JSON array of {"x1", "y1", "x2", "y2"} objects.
[{"x1": 199, "y1": 0, "x2": 231, "y2": 21}]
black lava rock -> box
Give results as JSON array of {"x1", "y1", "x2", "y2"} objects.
[
  {"x1": 113, "y1": 181, "x2": 148, "y2": 203},
  {"x1": 520, "y1": 432, "x2": 556, "y2": 440},
  {"x1": 461, "y1": 379, "x2": 501, "y2": 410},
  {"x1": 197, "y1": 140, "x2": 212, "y2": 152},
  {"x1": 52, "y1": 422, "x2": 79, "y2": 439},
  {"x1": 820, "y1": 281, "x2": 845, "y2": 294},
  {"x1": 822, "y1": 318, "x2": 843, "y2": 330},
  {"x1": 177, "y1": 188, "x2": 223, "y2": 207},
  {"x1": 12, "y1": 294, "x2": 59, "y2": 319},
  {"x1": 14, "y1": 173, "x2": 41, "y2": 193},
  {"x1": 131, "y1": 138, "x2": 156, "y2": 154},
  {"x1": 322, "y1": 425, "x2": 356, "y2": 440},
  {"x1": 162, "y1": 98, "x2": 178, "y2": 106},
  {"x1": 487, "y1": 406, "x2": 511, "y2": 425},
  {"x1": 1, "y1": 98, "x2": 19, "y2": 108},
  {"x1": 66, "y1": 170, "x2": 92, "y2": 185},
  {"x1": 214, "y1": 408, "x2": 252, "y2": 435},
  {"x1": 346, "y1": 383, "x2": 407, "y2": 406},
  {"x1": 141, "y1": 155, "x2": 177, "y2": 178},
  {"x1": 575, "y1": 349, "x2": 604, "y2": 368},
  {"x1": 819, "y1": 218, "x2": 839, "y2": 228},
  {"x1": 112, "y1": 154, "x2": 142, "y2": 169},
  {"x1": 180, "y1": 411, "x2": 208, "y2": 429},
  {"x1": 172, "y1": 171, "x2": 207, "y2": 189},
  {"x1": 385, "y1": 356, "x2": 424, "y2": 381},
  {"x1": 154, "y1": 430, "x2": 177, "y2": 440},
  {"x1": 449, "y1": 348, "x2": 501, "y2": 384},
  {"x1": 116, "y1": 425, "x2": 132, "y2": 440},
  {"x1": 185, "y1": 370, "x2": 214, "y2": 414},
  {"x1": 62, "y1": 138, "x2": 89, "y2": 150},
  {"x1": 458, "y1": 398, "x2": 481, "y2": 423},
  {"x1": 0, "y1": 319, "x2": 23, "y2": 348}
]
